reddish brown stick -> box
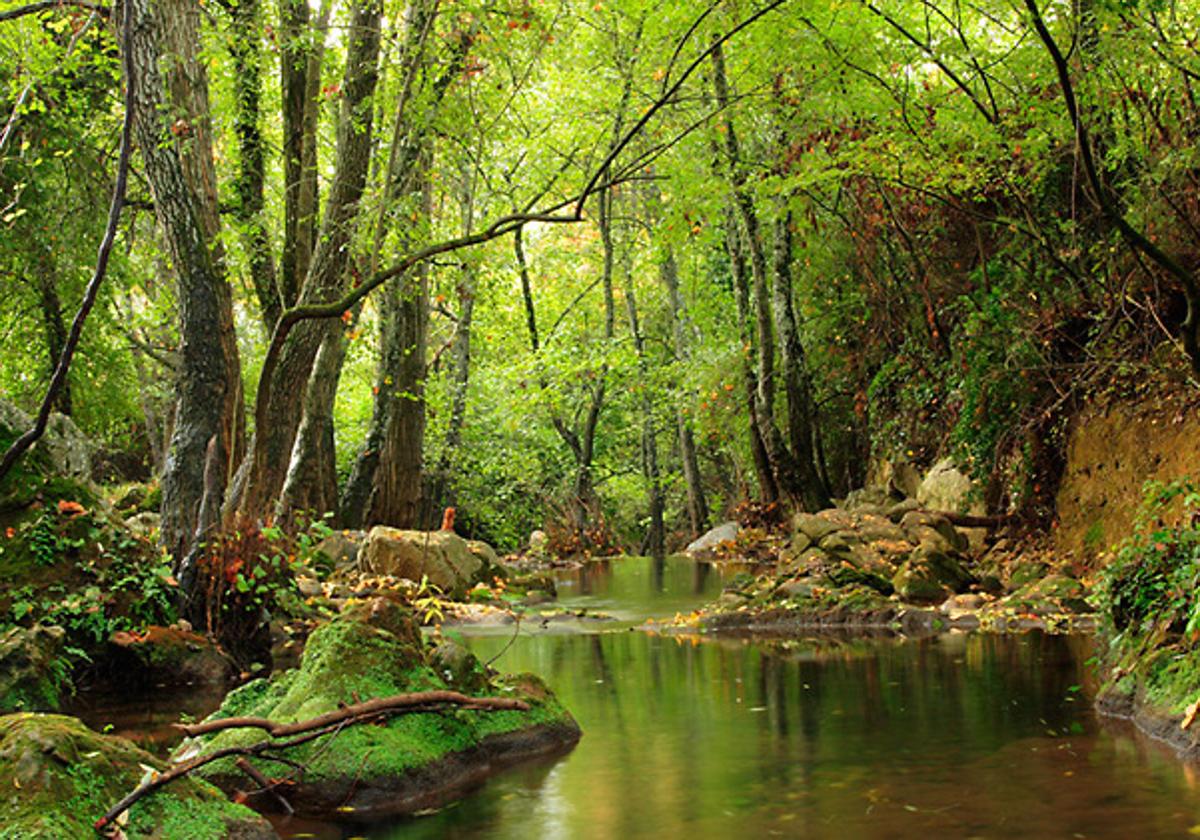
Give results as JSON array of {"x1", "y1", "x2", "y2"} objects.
[{"x1": 174, "y1": 690, "x2": 528, "y2": 737}]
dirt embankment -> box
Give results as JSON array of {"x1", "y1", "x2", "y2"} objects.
[{"x1": 1055, "y1": 388, "x2": 1200, "y2": 562}]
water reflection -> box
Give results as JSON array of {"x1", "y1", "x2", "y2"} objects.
[{"x1": 347, "y1": 631, "x2": 1200, "y2": 839}]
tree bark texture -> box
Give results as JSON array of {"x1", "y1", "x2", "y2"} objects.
[
  {"x1": 239, "y1": 0, "x2": 382, "y2": 520},
  {"x1": 126, "y1": 0, "x2": 244, "y2": 578}
]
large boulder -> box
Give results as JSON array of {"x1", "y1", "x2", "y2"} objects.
[
  {"x1": 917, "y1": 457, "x2": 987, "y2": 549},
  {"x1": 0, "y1": 625, "x2": 66, "y2": 713},
  {"x1": 186, "y1": 599, "x2": 580, "y2": 822},
  {"x1": 684, "y1": 521, "x2": 739, "y2": 557},
  {"x1": 359, "y1": 527, "x2": 487, "y2": 594},
  {"x1": 0, "y1": 712, "x2": 276, "y2": 839},
  {"x1": 0, "y1": 400, "x2": 90, "y2": 481},
  {"x1": 916, "y1": 458, "x2": 978, "y2": 513}
]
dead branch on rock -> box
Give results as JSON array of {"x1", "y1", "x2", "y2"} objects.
[{"x1": 95, "y1": 690, "x2": 529, "y2": 833}]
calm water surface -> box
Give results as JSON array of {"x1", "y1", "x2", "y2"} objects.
[{"x1": 83, "y1": 556, "x2": 1200, "y2": 839}]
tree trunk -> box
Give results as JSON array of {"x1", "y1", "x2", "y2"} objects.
[
  {"x1": 624, "y1": 250, "x2": 665, "y2": 559},
  {"x1": 657, "y1": 244, "x2": 708, "y2": 536},
  {"x1": 771, "y1": 201, "x2": 830, "y2": 511},
  {"x1": 426, "y1": 166, "x2": 480, "y2": 517},
  {"x1": 238, "y1": 0, "x2": 382, "y2": 520},
  {"x1": 368, "y1": 240, "x2": 430, "y2": 527},
  {"x1": 228, "y1": 0, "x2": 280, "y2": 333},
  {"x1": 278, "y1": 325, "x2": 346, "y2": 523},
  {"x1": 126, "y1": 0, "x2": 244, "y2": 591},
  {"x1": 35, "y1": 258, "x2": 71, "y2": 415},
  {"x1": 725, "y1": 210, "x2": 777, "y2": 503}
]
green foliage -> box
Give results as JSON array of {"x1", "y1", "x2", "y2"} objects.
[{"x1": 1100, "y1": 479, "x2": 1200, "y2": 637}]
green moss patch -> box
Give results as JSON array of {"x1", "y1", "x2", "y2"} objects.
[
  {"x1": 0, "y1": 713, "x2": 273, "y2": 840},
  {"x1": 188, "y1": 599, "x2": 579, "y2": 819}
]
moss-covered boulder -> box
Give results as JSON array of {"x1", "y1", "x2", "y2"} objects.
[
  {"x1": 0, "y1": 713, "x2": 276, "y2": 839},
  {"x1": 892, "y1": 545, "x2": 974, "y2": 604},
  {"x1": 187, "y1": 598, "x2": 580, "y2": 821},
  {"x1": 0, "y1": 625, "x2": 66, "y2": 713}
]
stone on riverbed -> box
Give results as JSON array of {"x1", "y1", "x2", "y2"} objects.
[
  {"x1": 358, "y1": 527, "x2": 500, "y2": 594},
  {"x1": 0, "y1": 712, "x2": 275, "y2": 839},
  {"x1": 684, "y1": 521, "x2": 739, "y2": 557},
  {"x1": 186, "y1": 599, "x2": 580, "y2": 822}
]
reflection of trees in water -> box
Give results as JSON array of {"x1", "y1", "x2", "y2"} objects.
[{"x1": 692, "y1": 560, "x2": 711, "y2": 594}]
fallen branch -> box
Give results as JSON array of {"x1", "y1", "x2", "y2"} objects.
[
  {"x1": 234, "y1": 757, "x2": 293, "y2": 816},
  {"x1": 175, "y1": 689, "x2": 528, "y2": 737},
  {"x1": 931, "y1": 510, "x2": 1014, "y2": 529},
  {"x1": 95, "y1": 690, "x2": 529, "y2": 832}
]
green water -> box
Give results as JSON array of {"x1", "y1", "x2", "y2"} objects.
[{"x1": 268, "y1": 556, "x2": 1200, "y2": 839}]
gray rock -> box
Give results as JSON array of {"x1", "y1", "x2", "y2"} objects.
[
  {"x1": 892, "y1": 541, "x2": 976, "y2": 604},
  {"x1": 856, "y1": 514, "x2": 907, "y2": 544},
  {"x1": 792, "y1": 510, "x2": 855, "y2": 542},
  {"x1": 901, "y1": 510, "x2": 969, "y2": 553},
  {"x1": 917, "y1": 457, "x2": 987, "y2": 550},
  {"x1": 917, "y1": 457, "x2": 977, "y2": 513},
  {"x1": 685, "y1": 521, "x2": 739, "y2": 556},
  {"x1": 123, "y1": 511, "x2": 161, "y2": 539},
  {"x1": 0, "y1": 400, "x2": 91, "y2": 480}
]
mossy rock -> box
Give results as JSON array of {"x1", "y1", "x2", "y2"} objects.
[
  {"x1": 0, "y1": 625, "x2": 67, "y2": 713},
  {"x1": 892, "y1": 546, "x2": 973, "y2": 604},
  {"x1": 188, "y1": 599, "x2": 580, "y2": 821},
  {"x1": 825, "y1": 563, "x2": 894, "y2": 596},
  {"x1": 1007, "y1": 560, "x2": 1050, "y2": 591},
  {"x1": 0, "y1": 712, "x2": 276, "y2": 839}
]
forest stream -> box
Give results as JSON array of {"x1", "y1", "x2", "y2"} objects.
[{"x1": 63, "y1": 556, "x2": 1200, "y2": 840}]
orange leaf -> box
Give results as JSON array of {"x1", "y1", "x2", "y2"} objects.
[{"x1": 57, "y1": 500, "x2": 86, "y2": 516}]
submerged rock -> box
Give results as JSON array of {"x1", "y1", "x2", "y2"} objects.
[
  {"x1": 0, "y1": 625, "x2": 66, "y2": 713},
  {"x1": 0, "y1": 712, "x2": 275, "y2": 839},
  {"x1": 187, "y1": 599, "x2": 580, "y2": 821}
]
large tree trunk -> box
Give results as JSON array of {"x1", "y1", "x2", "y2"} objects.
[
  {"x1": 342, "y1": 0, "x2": 473, "y2": 528},
  {"x1": 126, "y1": 0, "x2": 244, "y2": 594},
  {"x1": 278, "y1": 0, "x2": 329, "y2": 309},
  {"x1": 278, "y1": 326, "x2": 346, "y2": 522},
  {"x1": 238, "y1": 0, "x2": 382, "y2": 521},
  {"x1": 367, "y1": 267, "x2": 429, "y2": 527}
]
